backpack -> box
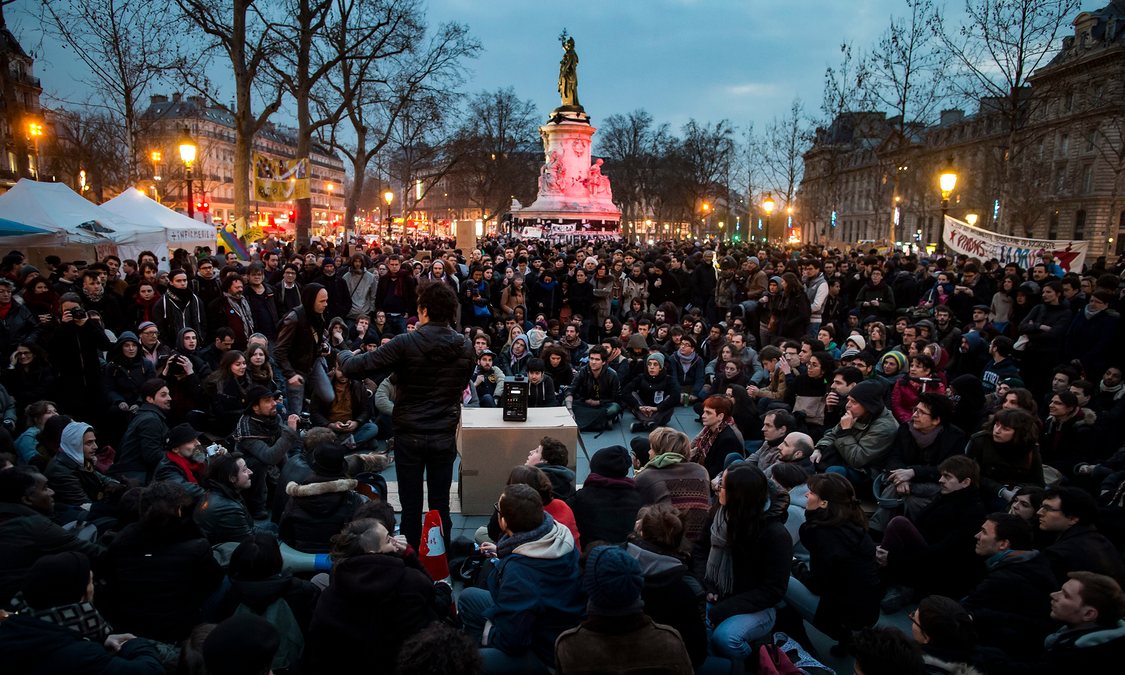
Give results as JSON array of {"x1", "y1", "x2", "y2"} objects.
[{"x1": 233, "y1": 597, "x2": 304, "y2": 672}]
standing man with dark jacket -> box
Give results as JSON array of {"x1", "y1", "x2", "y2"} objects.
[
  {"x1": 315, "y1": 258, "x2": 351, "y2": 321},
  {"x1": 110, "y1": 379, "x2": 172, "y2": 484},
  {"x1": 338, "y1": 281, "x2": 474, "y2": 549},
  {"x1": 374, "y1": 255, "x2": 417, "y2": 335}
]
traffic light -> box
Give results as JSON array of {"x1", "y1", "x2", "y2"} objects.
[
  {"x1": 288, "y1": 210, "x2": 296, "y2": 221},
  {"x1": 196, "y1": 199, "x2": 210, "y2": 213}
]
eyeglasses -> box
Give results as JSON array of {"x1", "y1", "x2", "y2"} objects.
[
  {"x1": 142, "y1": 330, "x2": 159, "y2": 336},
  {"x1": 909, "y1": 609, "x2": 922, "y2": 629},
  {"x1": 1038, "y1": 504, "x2": 1063, "y2": 513},
  {"x1": 912, "y1": 407, "x2": 932, "y2": 417},
  {"x1": 15, "y1": 351, "x2": 32, "y2": 357}
]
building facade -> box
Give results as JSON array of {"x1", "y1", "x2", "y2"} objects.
[
  {"x1": 139, "y1": 93, "x2": 346, "y2": 232},
  {"x1": 799, "y1": 1, "x2": 1125, "y2": 258},
  {"x1": 0, "y1": 27, "x2": 44, "y2": 187}
]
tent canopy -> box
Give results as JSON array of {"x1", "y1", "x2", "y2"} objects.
[
  {"x1": 101, "y1": 188, "x2": 214, "y2": 250},
  {"x1": 0, "y1": 179, "x2": 128, "y2": 246}
]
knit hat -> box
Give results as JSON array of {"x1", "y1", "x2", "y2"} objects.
[
  {"x1": 861, "y1": 315, "x2": 879, "y2": 326},
  {"x1": 839, "y1": 347, "x2": 861, "y2": 361},
  {"x1": 203, "y1": 615, "x2": 281, "y2": 675},
  {"x1": 59, "y1": 421, "x2": 92, "y2": 465},
  {"x1": 748, "y1": 256, "x2": 760, "y2": 267},
  {"x1": 22, "y1": 551, "x2": 91, "y2": 609},
  {"x1": 646, "y1": 352, "x2": 665, "y2": 368},
  {"x1": 847, "y1": 380, "x2": 885, "y2": 417},
  {"x1": 528, "y1": 357, "x2": 545, "y2": 373},
  {"x1": 137, "y1": 321, "x2": 157, "y2": 334},
  {"x1": 167, "y1": 423, "x2": 202, "y2": 451},
  {"x1": 1001, "y1": 377, "x2": 1025, "y2": 388},
  {"x1": 881, "y1": 351, "x2": 907, "y2": 374},
  {"x1": 116, "y1": 331, "x2": 140, "y2": 346},
  {"x1": 311, "y1": 442, "x2": 348, "y2": 477},
  {"x1": 583, "y1": 545, "x2": 644, "y2": 616},
  {"x1": 590, "y1": 445, "x2": 631, "y2": 479},
  {"x1": 845, "y1": 334, "x2": 867, "y2": 352}
]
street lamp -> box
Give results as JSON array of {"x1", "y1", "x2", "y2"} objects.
[
  {"x1": 150, "y1": 151, "x2": 162, "y2": 201},
  {"x1": 937, "y1": 159, "x2": 958, "y2": 255},
  {"x1": 178, "y1": 128, "x2": 197, "y2": 219},
  {"x1": 965, "y1": 213, "x2": 978, "y2": 227},
  {"x1": 383, "y1": 189, "x2": 394, "y2": 240},
  {"x1": 762, "y1": 192, "x2": 776, "y2": 242},
  {"x1": 27, "y1": 121, "x2": 44, "y2": 178}
]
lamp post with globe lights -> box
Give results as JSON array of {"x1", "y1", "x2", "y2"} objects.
[
  {"x1": 762, "y1": 192, "x2": 776, "y2": 242},
  {"x1": 178, "y1": 128, "x2": 198, "y2": 219},
  {"x1": 937, "y1": 160, "x2": 958, "y2": 255},
  {"x1": 383, "y1": 189, "x2": 394, "y2": 240}
]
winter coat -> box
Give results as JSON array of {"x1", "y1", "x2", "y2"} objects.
[
  {"x1": 481, "y1": 519, "x2": 584, "y2": 663},
  {"x1": 44, "y1": 452, "x2": 120, "y2": 507},
  {"x1": 194, "y1": 483, "x2": 256, "y2": 545},
  {"x1": 815, "y1": 406, "x2": 899, "y2": 478},
  {"x1": 338, "y1": 323, "x2": 475, "y2": 438},
  {"x1": 98, "y1": 520, "x2": 224, "y2": 643},
  {"x1": 1040, "y1": 412, "x2": 1098, "y2": 477},
  {"x1": 694, "y1": 513, "x2": 792, "y2": 626},
  {"x1": 567, "y1": 474, "x2": 643, "y2": 546},
  {"x1": 669, "y1": 352, "x2": 707, "y2": 399},
  {"x1": 0, "y1": 610, "x2": 164, "y2": 674},
  {"x1": 0, "y1": 502, "x2": 103, "y2": 607},
  {"x1": 795, "y1": 517, "x2": 881, "y2": 639},
  {"x1": 1064, "y1": 308, "x2": 1119, "y2": 379},
  {"x1": 307, "y1": 553, "x2": 436, "y2": 670},
  {"x1": 151, "y1": 288, "x2": 206, "y2": 344},
  {"x1": 274, "y1": 306, "x2": 323, "y2": 380},
  {"x1": 1042, "y1": 523, "x2": 1125, "y2": 586},
  {"x1": 1017, "y1": 302, "x2": 1071, "y2": 353},
  {"x1": 635, "y1": 460, "x2": 713, "y2": 544},
  {"x1": 961, "y1": 550, "x2": 1057, "y2": 654},
  {"x1": 894, "y1": 487, "x2": 986, "y2": 597},
  {"x1": 884, "y1": 423, "x2": 968, "y2": 484},
  {"x1": 1004, "y1": 620, "x2": 1125, "y2": 675},
  {"x1": 279, "y1": 478, "x2": 363, "y2": 553},
  {"x1": 624, "y1": 541, "x2": 708, "y2": 667},
  {"x1": 537, "y1": 462, "x2": 576, "y2": 501},
  {"x1": 555, "y1": 613, "x2": 694, "y2": 675},
  {"x1": 213, "y1": 573, "x2": 319, "y2": 642},
  {"x1": 890, "y1": 376, "x2": 946, "y2": 423},
  {"x1": 110, "y1": 403, "x2": 169, "y2": 482},
  {"x1": 854, "y1": 281, "x2": 896, "y2": 323},
  {"x1": 152, "y1": 452, "x2": 206, "y2": 499},
  {"x1": 0, "y1": 301, "x2": 37, "y2": 357},
  {"x1": 623, "y1": 371, "x2": 677, "y2": 415},
  {"x1": 965, "y1": 431, "x2": 1044, "y2": 500}
]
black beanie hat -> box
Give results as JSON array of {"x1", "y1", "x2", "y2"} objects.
[
  {"x1": 203, "y1": 615, "x2": 280, "y2": 675},
  {"x1": 590, "y1": 445, "x2": 631, "y2": 479},
  {"x1": 847, "y1": 379, "x2": 886, "y2": 417},
  {"x1": 527, "y1": 357, "x2": 545, "y2": 372},
  {"x1": 311, "y1": 442, "x2": 348, "y2": 477},
  {"x1": 23, "y1": 551, "x2": 91, "y2": 609},
  {"x1": 583, "y1": 545, "x2": 644, "y2": 616}
]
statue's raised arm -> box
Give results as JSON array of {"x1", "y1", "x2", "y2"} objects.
[{"x1": 558, "y1": 36, "x2": 579, "y2": 108}]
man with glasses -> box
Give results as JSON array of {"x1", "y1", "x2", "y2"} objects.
[
  {"x1": 192, "y1": 257, "x2": 223, "y2": 308},
  {"x1": 0, "y1": 279, "x2": 37, "y2": 358},
  {"x1": 1037, "y1": 487, "x2": 1125, "y2": 585},
  {"x1": 136, "y1": 322, "x2": 172, "y2": 369}
]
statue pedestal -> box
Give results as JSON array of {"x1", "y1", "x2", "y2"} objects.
[{"x1": 515, "y1": 113, "x2": 621, "y2": 234}]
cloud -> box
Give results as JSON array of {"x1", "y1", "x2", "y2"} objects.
[{"x1": 725, "y1": 82, "x2": 781, "y2": 98}]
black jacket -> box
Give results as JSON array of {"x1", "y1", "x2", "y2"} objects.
[
  {"x1": 338, "y1": 323, "x2": 474, "y2": 438},
  {"x1": 893, "y1": 487, "x2": 986, "y2": 597},
  {"x1": 0, "y1": 610, "x2": 164, "y2": 674},
  {"x1": 307, "y1": 553, "x2": 436, "y2": 670},
  {"x1": 795, "y1": 516, "x2": 881, "y2": 639},
  {"x1": 960, "y1": 550, "x2": 1057, "y2": 654},
  {"x1": 194, "y1": 483, "x2": 256, "y2": 545},
  {"x1": 694, "y1": 514, "x2": 792, "y2": 626},
  {"x1": 884, "y1": 423, "x2": 968, "y2": 484},
  {"x1": 0, "y1": 503, "x2": 103, "y2": 608},
  {"x1": 110, "y1": 403, "x2": 169, "y2": 482},
  {"x1": 701, "y1": 425, "x2": 744, "y2": 479},
  {"x1": 212, "y1": 573, "x2": 319, "y2": 639},
  {"x1": 626, "y1": 541, "x2": 708, "y2": 668},
  {"x1": 97, "y1": 520, "x2": 223, "y2": 643},
  {"x1": 279, "y1": 477, "x2": 363, "y2": 553},
  {"x1": 274, "y1": 306, "x2": 323, "y2": 380},
  {"x1": 1042, "y1": 523, "x2": 1125, "y2": 585},
  {"x1": 567, "y1": 474, "x2": 643, "y2": 547}
]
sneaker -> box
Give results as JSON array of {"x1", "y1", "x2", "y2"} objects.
[{"x1": 880, "y1": 585, "x2": 914, "y2": 614}]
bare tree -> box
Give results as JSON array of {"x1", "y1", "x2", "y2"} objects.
[
  {"x1": 663, "y1": 119, "x2": 736, "y2": 238},
  {"x1": 317, "y1": 0, "x2": 478, "y2": 242},
  {"x1": 173, "y1": 0, "x2": 287, "y2": 226},
  {"x1": 40, "y1": 0, "x2": 177, "y2": 182},
  {"x1": 597, "y1": 109, "x2": 672, "y2": 238},
  {"x1": 384, "y1": 93, "x2": 461, "y2": 219},
  {"x1": 447, "y1": 87, "x2": 540, "y2": 227},
  {"x1": 44, "y1": 107, "x2": 131, "y2": 202},
  {"x1": 759, "y1": 98, "x2": 810, "y2": 241},
  {"x1": 864, "y1": 0, "x2": 947, "y2": 242},
  {"x1": 934, "y1": 0, "x2": 1080, "y2": 233}
]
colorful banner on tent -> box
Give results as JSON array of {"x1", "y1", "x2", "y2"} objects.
[
  {"x1": 218, "y1": 222, "x2": 250, "y2": 260},
  {"x1": 252, "y1": 153, "x2": 310, "y2": 202},
  {"x1": 942, "y1": 215, "x2": 1089, "y2": 272}
]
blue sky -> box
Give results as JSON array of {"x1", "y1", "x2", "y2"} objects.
[{"x1": 17, "y1": 0, "x2": 1104, "y2": 133}]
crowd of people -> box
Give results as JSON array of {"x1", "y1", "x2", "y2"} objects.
[{"x1": 0, "y1": 237, "x2": 1123, "y2": 674}]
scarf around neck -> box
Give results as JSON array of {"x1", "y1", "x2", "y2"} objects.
[
  {"x1": 705, "y1": 507, "x2": 734, "y2": 595},
  {"x1": 224, "y1": 292, "x2": 255, "y2": 331},
  {"x1": 644, "y1": 452, "x2": 686, "y2": 470},
  {"x1": 496, "y1": 513, "x2": 556, "y2": 558},
  {"x1": 690, "y1": 416, "x2": 735, "y2": 466},
  {"x1": 10, "y1": 595, "x2": 114, "y2": 644}
]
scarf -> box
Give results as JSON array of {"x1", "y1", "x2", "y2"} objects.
[
  {"x1": 690, "y1": 416, "x2": 735, "y2": 466},
  {"x1": 705, "y1": 507, "x2": 734, "y2": 596},
  {"x1": 224, "y1": 292, "x2": 255, "y2": 332},
  {"x1": 643, "y1": 452, "x2": 685, "y2": 470},
  {"x1": 1100, "y1": 380, "x2": 1124, "y2": 400},
  {"x1": 1085, "y1": 303, "x2": 1104, "y2": 320},
  {"x1": 164, "y1": 451, "x2": 205, "y2": 484},
  {"x1": 496, "y1": 513, "x2": 556, "y2": 559},
  {"x1": 560, "y1": 333, "x2": 583, "y2": 350},
  {"x1": 674, "y1": 350, "x2": 697, "y2": 374},
  {"x1": 135, "y1": 293, "x2": 161, "y2": 322},
  {"x1": 9, "y1": 595, "x2": 114, "y2": 644},
  {"x1": 908, "y1": 425, "x2": 942, "y2": 449},
  {"x1": 0, "y1": 302, "x2": 10, "y2": 320}
]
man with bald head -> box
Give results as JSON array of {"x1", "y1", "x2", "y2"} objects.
[{"x1": 767, "y1": 432, "x2": 814, "y2": 478}]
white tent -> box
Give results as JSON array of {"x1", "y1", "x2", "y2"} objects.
[
  {"x1": 102, "y1": 188, "x2": 215, "y2": 261},
  {"x1": 0, "y1": 179, "x2": 137, "y2": 265}
]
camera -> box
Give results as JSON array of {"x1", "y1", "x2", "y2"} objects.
[
  {"x1": 68, "y1": 308, "x2": 87, "y2": 320},
  {"x1": 166, "y1": 353, "x2": 187, "y2": 376}
]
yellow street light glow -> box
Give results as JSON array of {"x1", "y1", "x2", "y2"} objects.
[
  {"x1": 383, "y1": 190, "x2": 394, "y2": 205},
  {"x1": 939, "y1": 163, "x2": 958, "y2": 199},
  {"x1": 965, "y1": 213, "x2": 979, "y2": 226},
  {"x1": 27, "y1": 122, "x2": 44, "y2": 138},
  {"x1": 762, "y1": 193, "x2": 776, "y2": 216},
  {"x1": 177, "y1": 129, "x2": 197, "y2": 165}
]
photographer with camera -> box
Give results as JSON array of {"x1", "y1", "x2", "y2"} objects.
[
  {"x1": 43, "y1": 294, "x2": 113, "y2": 422},
  {"x1": 890, "y1": 354, "x2": 946, "y2": 423},
  {"x1": 153, "y1": 423, "x2": 223, "y2": 499}
]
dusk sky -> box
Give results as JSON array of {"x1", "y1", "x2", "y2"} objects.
[{"x1": 17, "y1": 0, "x2": 1103, "y2": 135}]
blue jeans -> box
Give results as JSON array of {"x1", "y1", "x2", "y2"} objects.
[
  {"x1": 784, "y1": 576, "x2": 820, "y2": 624},
  {"x1": 458, "y1": 587, "x2": 551, "y2": 674},
  {"x1": 807, "y1": 321, "x2": 821, "y2": 337},
  {"x1": 386, "y1": 313, "x2": 407, "y2": 335},
  {"x1": 395, "y1": 431, "x2": 456, "y2": 549},
  {"x1": 352, "y1": 421, "x2": 379, "y2": 448},
  {"x1": 710, "y1": 607, "x2": 777, "y2": 661}
]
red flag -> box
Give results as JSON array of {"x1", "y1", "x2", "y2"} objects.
[{"x1": 419, "y1": 509, "x2": 450, "y2": 583}]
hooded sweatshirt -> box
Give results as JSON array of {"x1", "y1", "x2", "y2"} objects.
[{"x1": 59, "y1": 422, "x2": 93, "y2": 465}]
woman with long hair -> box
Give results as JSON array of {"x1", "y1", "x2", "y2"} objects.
[
  {"x1": 788, "y1": 351, "x2": 835, "y2": 434},
  {"x1": 20, "y1": 276, "x2": 58, "y2": 318},
  {"x1": 775, "y1": 272, "x2": 812, "y2": 339},
  {"x1": 499, "y1": 272, "x2": 526, "y2": 317},
  {"x1": 990, "y1": 273, "x2": 1020, "y2": 335},
  {"x1": 204, "y1": 350, "x2": 250, "y2": 435},
  {"x1": 131, "y1": 281, "x2": 162, "y2": 327},
  {"x1": 246, "y1": 343, "x2": 285, "y2": 401},
  {"x1": 967, "y1": 407, "x2": 1045, "y2": 510},
  {"x1": 3, "y1": 341, "x2": 57, "y2": 415},
  {"x1": 540, "y1": 344, "x2": 574, "y2": 393},
  {"x1": 697, "y1": 464, "x2": 792, "y2": 663},
  {"x1": 784, "y1": 472, "x2": 880, "y2": 648}
]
